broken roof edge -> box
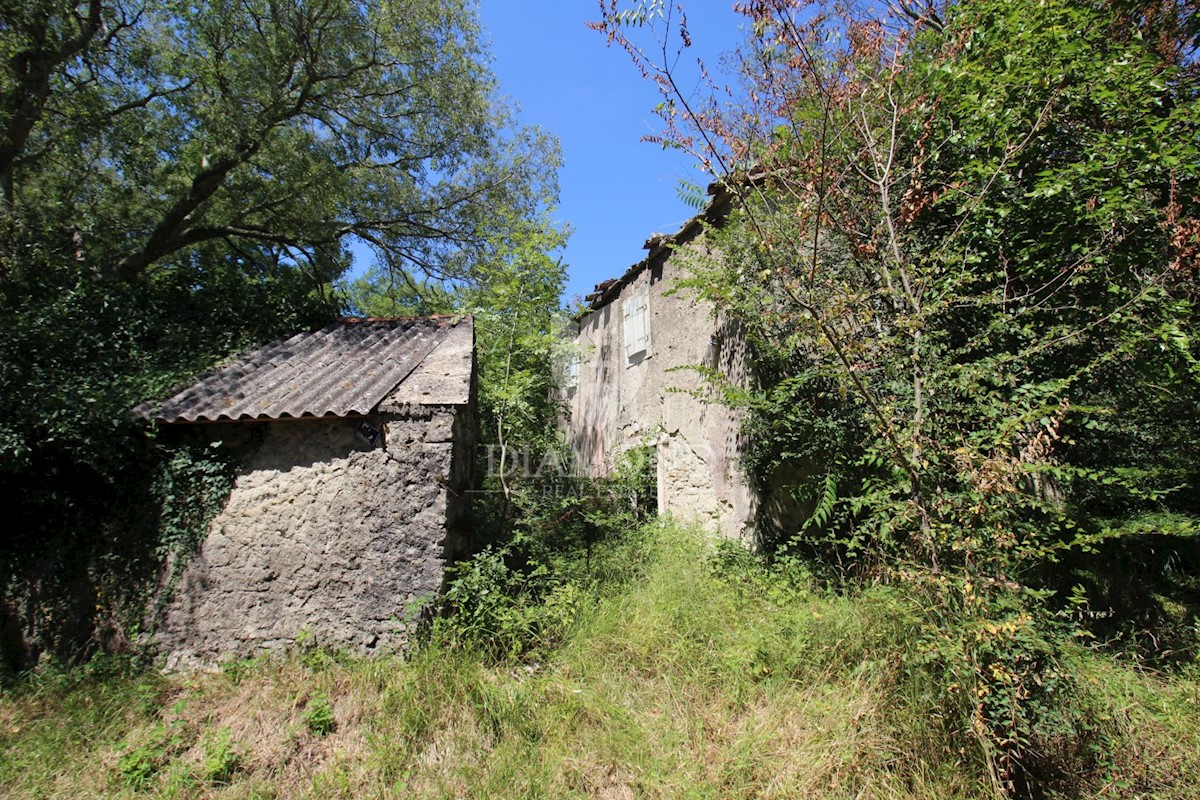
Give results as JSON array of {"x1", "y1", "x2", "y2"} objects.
[
  {"x1": 381, "y1": 316, "x2": 475, "y2": 409},
  {"x1": 579, "y1": 190, "x2": 730, "y2": 316},
  {"x1": 579, "y1": 167, "x2": 783, "y2": 317}
]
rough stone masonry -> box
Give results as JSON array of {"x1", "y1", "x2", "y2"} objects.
[{"x1": 147, "y1": 316, "x2": 476, "y2": 671}]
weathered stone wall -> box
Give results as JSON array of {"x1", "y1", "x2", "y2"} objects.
[
  {"x1": 566, "y1": 240, "x2": 757, "y2": 542},
  {"x1": 155, "y1": 408, "x2": 471, "y2": 670}
]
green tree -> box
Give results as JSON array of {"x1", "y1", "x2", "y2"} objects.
[
  {"x1": 463, "y1": 210, "x2": 568, "y2": 500},
  {"x1": 0, "y1": 0, "x2": 560, "y2": 667},
  {"x1": 2, "y1": 0, "x2": 555, "y2": 284},
  {"x1": 596, "y1": 0, "x2": 1199, "y2": 792},
  {"x1": 342, "y1": 265, "x2": 456, "y2": 318}
]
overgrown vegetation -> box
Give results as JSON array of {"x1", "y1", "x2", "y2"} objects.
[
  {"x1": 0, "y1": 0, "x2": 562, "y2": 668},
  {"x1": 3, "y1": 1, "x2": 1199, "y2": 798},
  {"x1": 429, "y1": 447, "x2": 658, "y2": 661},
  {"x1": 2, "y1": 520, "x2": 1198, "y2": 799},
  {"x1": 593, "y1": 0, "x2": 1199, "y2": 794}
]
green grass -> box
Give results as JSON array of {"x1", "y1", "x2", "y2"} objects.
[{"x1": 1, "y1": 522, "x2": 1197, "y2": 799}]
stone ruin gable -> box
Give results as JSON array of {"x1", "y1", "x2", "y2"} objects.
[
  {"x1": 156, "y1": 413, "x2": 464, "y2": 670},
  {"x1": 152, "y1": 317, "x2": 477, "y2": 671},
  {"x1": 377, "y1": 319, "x2": 477, "y2": 564},
  {"x1": 567, "y1": 175, "x2": 822, "y2": 549},
  {"x1": 566, "y1": 225, "x2": 756, "y2": 544}
]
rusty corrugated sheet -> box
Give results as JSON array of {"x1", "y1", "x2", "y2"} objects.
[{"x1": 145, "y1": 316, "x2": 470, "y2": 424}]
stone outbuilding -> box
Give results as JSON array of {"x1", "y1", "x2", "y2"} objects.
[
  {"x1": 142, "y1": 315, "x2": 476, "y2": 670},
  {"x1": 565, "y1": 191, "x2": 760, "y2": 543}
]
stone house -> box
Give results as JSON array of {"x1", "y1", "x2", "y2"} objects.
[
  {"x1": 142, "y1": 315, "x2": 476, "y2": 670},
  {"x1": 564, "y1": 192, "x2": 761, "y2": 543}
]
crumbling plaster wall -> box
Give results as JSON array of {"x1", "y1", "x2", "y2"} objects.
[
  {"x1": 156, "y1": 316, "x2": 477, "y2": 671},
  {"x1": 155, "y1": 408, "x2": 470, "y2": 671},
  {"x1": 567, "y1": 244, "x2": 755, "y2": 542}
]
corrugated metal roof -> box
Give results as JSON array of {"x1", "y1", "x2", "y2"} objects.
[{"x1": 144, "y1": 316, "x2": 471, "y2": 424}]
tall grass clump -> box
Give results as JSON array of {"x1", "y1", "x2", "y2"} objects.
[{"x1": 2, "y1": 517, "x2": 1198, "y2": 799}]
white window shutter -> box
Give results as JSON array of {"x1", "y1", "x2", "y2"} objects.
[
  {"x1": 565, "y1": 352, "x2": 580, "y2": 389},
  {"x1": 624, "y1": 289, "x2": 650, "y2": 359}
]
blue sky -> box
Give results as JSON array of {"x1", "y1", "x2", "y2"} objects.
[{"x1": 476, "y1": 2, "x2": 746, "y2": 303}]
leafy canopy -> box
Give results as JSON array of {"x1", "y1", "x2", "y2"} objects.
[
  {"x1": 595, "y1": 0, "x2": 1199, "y2": 792},
  {"x1": 0, "y1": 0, "x2": 561, "y2": 472},
  {"x1": 0, "y1": 0, "x2": 563, "y2": 667}
]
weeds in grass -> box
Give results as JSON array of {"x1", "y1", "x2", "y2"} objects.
[
  {"x1": 303, "y1": 691, "x2": 337, "y2": 737},
  {"x1": 201, "y1": 726, "x2": 243, "y2": 784},
  {"x1": 1, "y1": 521, "x2": 1197, "y2": 799}
]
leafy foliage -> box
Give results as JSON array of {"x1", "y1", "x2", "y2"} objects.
[
  {"x1": 301, "y1": 691, "x2": 337, "y2": 737},
  {"x1": 429, "y1": 545, "x2": 587, "y2": 661},
  {"x1": 2, "y1": 0, "x2": 556, "y2": 285},
  {"x1": 0, "y1": 0, "x2": 562, "y2": 670},
  {"x1": 595, "y1": 0, "x2": 1200, "y2": 793},
  {"x1": 200, "y1": 727, "x2": 243, "y2": 785},
  {"x1": 461, "y1": 212, "x2": 570, "y2": 500},
  {"x1": 429, "y1": 449, "x2": 658, "y2": 663},
  {"x1": 149, "y1": 440, "x2": 235, "y2": 614}
]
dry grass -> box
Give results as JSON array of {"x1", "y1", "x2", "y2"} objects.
[{"x1": 2, "y1": 523, "x2": 1197, "y2": 799}]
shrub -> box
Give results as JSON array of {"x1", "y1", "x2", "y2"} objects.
[
  {"x1": 201, "y1": 727, "x2": 243, "y2": 785},
  {"x1": 302, "y1": 692, "x2": 336, "y2": 737},
  {"x1": 433, "y1": 446, "x2": 658, "y2": 663}
]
